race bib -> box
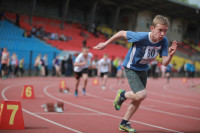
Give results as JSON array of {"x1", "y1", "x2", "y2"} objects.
[{"x1": 139, "y1": 46, "x2": 161, "y2": 64}]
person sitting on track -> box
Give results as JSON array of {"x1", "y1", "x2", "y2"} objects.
[
  {"x1": 93, "y1": 15, "x2": 177, "y2": 132},
  {"x1": 74, "y1": 47, "x2": 93, "y2": 97}
]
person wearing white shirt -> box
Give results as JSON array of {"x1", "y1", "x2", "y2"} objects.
[
  {"x1": 74, "y1": 47, "x2": 93, "y2": 97},
  {"x1": 98, "y1": 54, "x2": 111, "y2": 90}
]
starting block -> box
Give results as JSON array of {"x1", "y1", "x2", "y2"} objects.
[
  {"x1": 59, "y1": 80, "x2": 70, "y2": 93},
  {"x1": 41, "y1": 101, "x2": 64, "y2": 113},
  {"x1": 55, "y1": 102, "x2": 64, "y2": 113},
  {"x1": 93, "y1": 78, "x2": 99, "y2": 86},
  {"x1": 0, "y1": 100, "x2": 24, "y2": 130},
  {"x1": 21, "y1": 85, "x2": 35, "y2": 99}
]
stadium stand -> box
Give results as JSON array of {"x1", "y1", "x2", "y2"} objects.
[
  {"x1": 0, "y1": 18, "x2": 61, "y2": 69},
  {"x1": 4, "y1": 12, "x2": 128, "y2": 58},
  {"x1": 1, "y1": 12, "x2": 200, "y2": 73}
]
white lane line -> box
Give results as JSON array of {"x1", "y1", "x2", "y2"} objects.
[
  {"x1": 163, "y1": 84, "x2": 200, "y2": 98},
  {"x1": 147, "y1": 91, "x2": 200, "y2": 103},
  {"x1": 141, "y1": 106, "x2": 200, "y2": 121},
  {"x1": 44, "y1": 84, "x2": 183, "y2": 133},
  {"x1": 108, "y1": 85, "x2": 200, "y2": 110},
  {"x1": 35, "y1": 113, "x2": 103, "y2": 115},
  {"x1": 107, "y1": 79, "x2": 200, "y2": 103},
  {"x1": 1, "y1": 84, "x2": 82, "y2": 133},
  {"x1": 87, "y1": 92, "x2": 200, "y2": 121},
  {"x1": 148, "y1": 99, "x2": 200, "y2": 110}
]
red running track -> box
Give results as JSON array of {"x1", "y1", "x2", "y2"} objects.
[{"x1": 0, "y1": 77, "x2": 200, "y2": 133}]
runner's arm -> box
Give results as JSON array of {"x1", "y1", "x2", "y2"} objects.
[
  {"x1": 74, "y1": 62, "x2": 87, "y2": 66},
  {"x1": 162, "y1": 41, "x2": 177, "y2": 66},
  {"x1": 93, "y1": 31, "x2": 127, "y2": 50}
]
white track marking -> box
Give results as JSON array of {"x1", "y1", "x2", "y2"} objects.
[
  {"x1": 107, "y1": 79, "x2": 200, "y2": 103},
  {"x1": 35, "y1": 113, "x2": 103, "y2": 115},
  {"x1": 108, "y1": 85, "x2": 200, "y2": 110},
  {"x1": 44, "y1": 84, "x2": 184, "y2": 133},
  {"x1": 1, "y1": 84, "x2": 82, "y2": 133},
  {"x1": 148, "y1": 99, "x2": 200, "y2": 110},
  {"x1": 163, "y1": 84, "x2": 200, "y2": 98},
  {"x1": 87, "y1": 92, "x2": 200, "y2": 121},
  {"x1": 147, "y1": 91, "x2": 200, "y2": 103}
]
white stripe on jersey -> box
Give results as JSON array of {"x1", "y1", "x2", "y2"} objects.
[{"x1": 127, "y1": 45, "x2": 136, "y2": 68}]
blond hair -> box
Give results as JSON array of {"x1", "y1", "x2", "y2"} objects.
[{"x1": 152, "y1": 15, "x2": 169, "y2": 27}]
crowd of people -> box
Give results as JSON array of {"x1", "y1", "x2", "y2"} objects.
[
  {"x1": 0, "y1": 47, "x2": 24, "y2": 79},
  {"x1": 28, "y1": 25, "x2": 73, "y2": 42},
  {"x1": 0, "y1": 46, "x2": 197, "y2": 81}
]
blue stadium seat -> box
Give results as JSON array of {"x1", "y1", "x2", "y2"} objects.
[{"x1": 0, "y1": 20, "x2": 61, "y2": 69}]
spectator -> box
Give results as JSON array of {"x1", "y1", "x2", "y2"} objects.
[
  {"x1": 110, "y1": 56, "x2": 117, "y2": 77},
  {"x1": 18, "y1": 58, "x2": 24, "y2": 77},
  {"x1": 185, "y1": 62, "x2": 191, "y2": 77},
  {"x1": 91, "y1": 55, "x2": 98, "y2": 77},
  {"x1": 1, "y1": 47, "x2": 9, "y2": 80},
  {"x1": 50, "y1": 33, "x2": 59, "y2": 40},
  {"x1": 34, "y1": 54, "x2": 42, "y2": 76},
  {"x1": 10, "y1": 53, "x2": 18, "y2": 78},
  {"x1": 31, "y1": 25, "x2": 37, "y2": 35},
  {"x1": 15, "y1": 13, "x2": 20, "y2": 26},
  {"x1": 42, "y1": 54, "x2": 48, "y2": 76},
  {"x1": 40, "y1": 57, "x2": 45, "y2": 76},
  {"x1": 189, "y1": 62, "x2": 195, "y2": 78},
  {"x1": 82, "y1": 38, "x2": 87, "y2": 47},
  {"x1": 66, "y1": 54, "x2": 73, "y2": 76},
  {"x1": 59, "y1": 34, "x2": 68, "y2": 41},
  {"x1": 179, "y1": 62, "x2": 185, "y2": 77},
  {"x1": 23, "y1": 30, "x2": 31, "y2": 38},
  {"x1": 116, "y1": 57, "x2": 124, "y2": 84},
  {"x1": 53, "y1": 55, "x2": 61, "y2": 76},
  {"x1": 61, "y1": 56, "x2": 67, "y2": 76}
]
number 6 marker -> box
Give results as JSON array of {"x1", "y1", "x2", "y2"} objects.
[{"x1": 21, "y1": 85, "x2": 35, "y2": 99}]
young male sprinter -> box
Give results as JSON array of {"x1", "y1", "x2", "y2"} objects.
[
  {"x1": 98, "y1": 54, "x2": 111, "y2": 90},
  {"x1": 93, "y1": 15, "x2": 177, "y2": 132},
  {"x1": 74, "y1": 47, "x2": 93, "y2": 97}
]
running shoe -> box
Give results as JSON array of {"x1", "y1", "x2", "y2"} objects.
[
  {"x1": 74, "y1": 90, "x2": 78, "y2": 97},
  {"x1": 113, "y1": 89, "x2": 126, "y2": 110},
  {"x1": 82, "y1": 88, "x2": 86, "y2": 96},
  {"x1": 119, "y1": 122, "x2": 136, "y2": 133}
]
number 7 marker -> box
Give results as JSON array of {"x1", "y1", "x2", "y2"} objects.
[{"x1": 0, "y1": 100, "x2": 24, "y2": 129}]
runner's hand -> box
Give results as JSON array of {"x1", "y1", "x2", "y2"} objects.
[
  {"x1": 169, "y1": 41, "x2": 177, "y2": 56},
  {"x1": 93, "y1": 42, "x2": 107, "y2": 50}
]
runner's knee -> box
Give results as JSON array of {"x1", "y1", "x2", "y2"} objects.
[{"x1": 135, "y1": 91, "x2": 147, "y2": 101}]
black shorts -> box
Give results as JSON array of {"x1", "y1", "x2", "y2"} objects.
[
  {"x1": 124, "y1": 68, "x2": 147, "y2": 93},
  {"x1": 74, "y1": 68, "x2": 88, "y2": 79},
  {"x1": 1, "y1": 64, "x2": 8, "y2": 71},
  {"x1": 100, "y1": 72, "x2": 109, "y2": 77}
]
